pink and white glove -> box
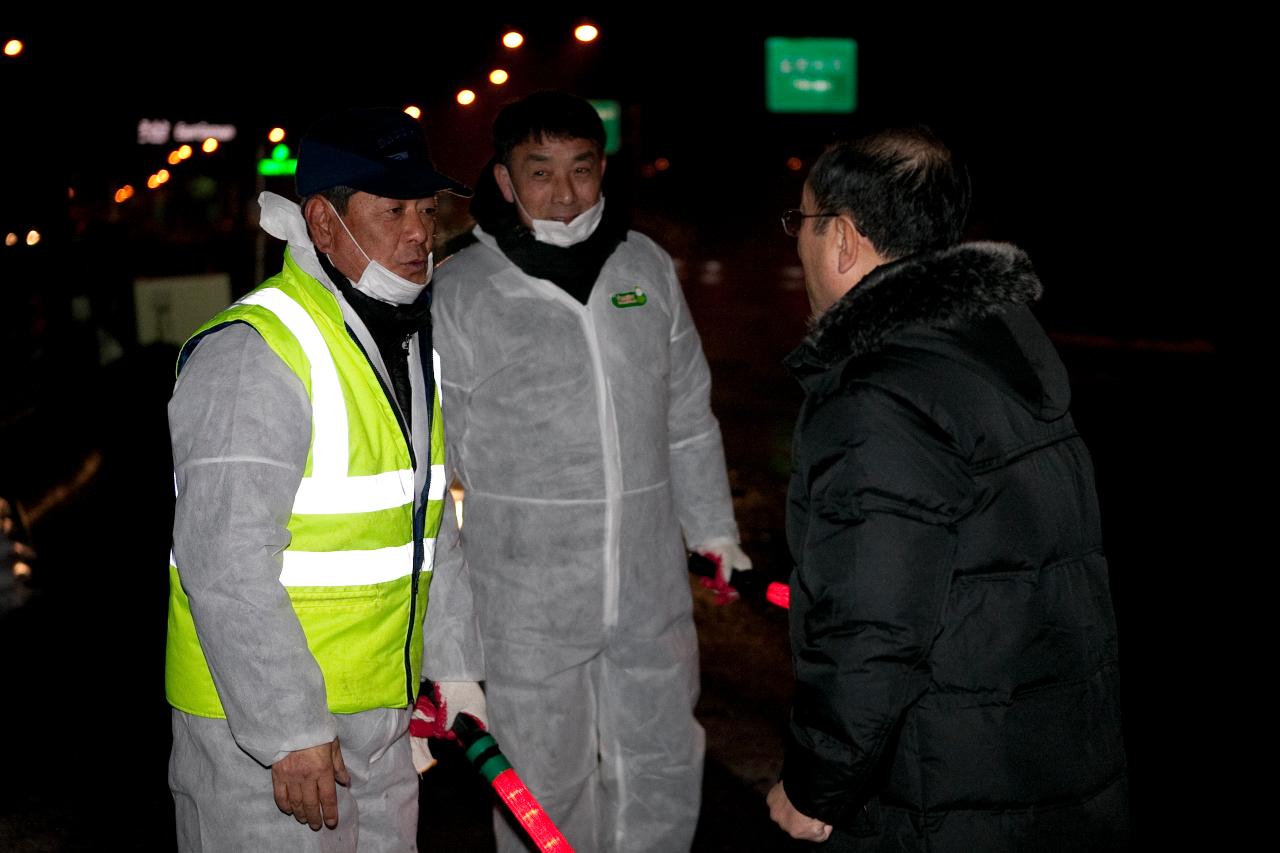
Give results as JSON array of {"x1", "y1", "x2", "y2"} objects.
[
  {"x1": 693, "y1": 538, "x2": 753, "y2": 605},
  {"x1": 410, "y1": 680, "x2": 487, "y2": 774}
]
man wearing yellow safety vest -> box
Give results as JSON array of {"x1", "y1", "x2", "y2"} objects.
[{"x1": 165, "y1": 108, "x2": 481, "y2": 851}]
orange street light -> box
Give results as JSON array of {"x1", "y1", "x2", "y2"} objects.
[
  {"x1": 404, "y1": 105, "x2": 422, "y2": 119},
  {"x1": 502, "y1": 31, "x2": 524, "y2": 48},
  {"x1": 177, "y1": 145, "x2": 193, "y2": 160},
  {"x1": 201, "y1": 138, "x2": 218, "y2": 153},
  {"x1": 268, "y1": 127, "x2": 286, "y2": 143},
  {"x1": 4, "y1": 233, "x2": 17, "y2": 247},
  {"x1": 574, "y1": 24, "x2": 599, "y2": 43},
  {"x1": 25, "y1": 230, "x2": 40, "y2": 246},
  {"x1": 457, "y1": 89, "x2": 477, "y2": 106},
  {"x1": 489, "y1": 69, "x2": 509, "y2": 85},
  {"x1": 3, "y1": 40, "x2": 22, "y2": 57}
]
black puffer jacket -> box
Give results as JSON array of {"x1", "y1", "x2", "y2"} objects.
[{"x1": 781, "y1": 242, "x2": 1128, "y2": 852}]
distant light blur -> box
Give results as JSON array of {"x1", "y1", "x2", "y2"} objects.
[
  {"x1": 3, "y1": 40, "x2": 22, "y2": 57},
  {"x1": 25, "y1": 230, "x2": 40, "y2": 246},
  {"x1": 157, "y1": 169, "x2": 171, "y2": 183},
  {"x1": 502, "y1": 31, "x2": 524, "y2": 48},
  {"x1": 167, "y1": 150, "x2": 182, "y2": 165},
  {"x1": 489, "y1": 69, "x2": 509, "y2": 85},
  {"x1": 4, "y1": 233, "x2": 17, "y2": 247},
  {"x1": 114, "y1": 185, "x2": 136, "y2": 203},
  {"x1": 457, "y1": 89, "x2": 477, "y2": 106},
  {"x1": 147, "y1": 175, "x2": 161, "y2": 189},
  {"x1": 201, "y1": 138, "x2": 218, "y2": 153},
  {"x1": 177, "y1": 145, "x2": 193, "y2": 160},
  {"x1": 268, "y1": 127, "x2": 286, "y2": 143},
  {"x1": 786, "y1": 157, "x2": 804, "y2": 171},
  {"x1": 451, "y1": 483, "x2": 465, "y2": 529},
  {"x1": 574, "y1": 24, "x2": 599, "y2": 43},
  {"x1": 654, "y1": 157, "x2": 670, "y2": 172},
  {"x1": 403, "y1": 105, "x2": 422, "y2": 119}
]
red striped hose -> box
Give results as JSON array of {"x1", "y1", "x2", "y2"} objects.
[{"x1": 453, "y1": 715, "x2": 575, "y2": 852}]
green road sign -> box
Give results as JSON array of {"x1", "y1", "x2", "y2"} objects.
[
  {"x1": 589, "y1": 99, "x2": 622, "y2": 155},
  {"x1": 765, "y1": 38, "x2": 857, "y2": 114}
]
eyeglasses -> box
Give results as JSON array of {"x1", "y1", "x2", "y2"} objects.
[{"x1": 781, "y1": 209, "x2": 837, "y2": 237}]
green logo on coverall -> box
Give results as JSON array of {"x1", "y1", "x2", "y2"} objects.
[{"x1": 610, "y1": 287, "x2": 648, "y2": 308}]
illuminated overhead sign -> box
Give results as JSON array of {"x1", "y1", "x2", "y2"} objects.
[
  {"x1": 258, "y1": 143, "x2": 297, "y2": 177},
  {"x1": 765, "y1": 38, "x2": 857, "y2": 114},
  {"x1": 589, "y1": 100, "x2": 621, "y2": 155},
  {"x1": 137, "y1": 119, "x2": 238, "y2": 145}
]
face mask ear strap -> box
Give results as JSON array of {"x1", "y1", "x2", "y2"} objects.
[
  {"x1": 325, "y1": 199, "x2": 372, "y2": 264},
  {"x1": 507, "y1": 186, "x2": 533, "y2": 222}
]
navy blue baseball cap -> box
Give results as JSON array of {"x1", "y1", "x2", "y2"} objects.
[{"x1": 296, "y1": 107, "x2": 471, "y2": 199}]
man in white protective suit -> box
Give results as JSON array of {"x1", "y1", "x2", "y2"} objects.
[{"x1": 428, "y1": 90, "x2": 752, "y2": 852}]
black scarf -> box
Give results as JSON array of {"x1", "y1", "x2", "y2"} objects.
[
  {"x1": 468, "y1": 159, "x2": 628, "y2": 304},
  {"x1": 317, "y1": 251, "x2": 431, "y2": 429}
]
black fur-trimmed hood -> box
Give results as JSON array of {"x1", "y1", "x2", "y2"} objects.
[{"x1": 794, "y1": 241, "x2": 1042, "y2": 368}]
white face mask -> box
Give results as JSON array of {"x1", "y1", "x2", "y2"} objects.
[
  {"x1": 512, "y1": 192, "x2": 606, "y2": 248},
  {"x1": 326, "y1": 201, "x2": 432, "y2": 305}
]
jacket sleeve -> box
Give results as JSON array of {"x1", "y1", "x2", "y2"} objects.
[
  {"x1": 169, "y1": 324, "x2": 336, "y2": 767},
  {"x1": 781, "y1": 385, "x2": 975, "y2": 826},
  {"x1": 422, "y1": 285, "x2": 485, "y2": 681},
  {"x1": 661, "y1": 250, "x2": 740, "y2": 547}
]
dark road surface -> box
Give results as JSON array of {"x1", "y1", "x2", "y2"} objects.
[{"x1": 0, "y1": 235, "x2": 1218, "y2": 851}]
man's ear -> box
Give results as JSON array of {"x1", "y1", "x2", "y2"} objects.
[
  {"x1": 494, "y1": 163, "x2": 516, "y2": 204},
  {"x1": 599, "y1": 154, "x2": 607, "y2": 180},
  {"x1": 835, "y1": 216, "x2": 861, "y2": 276},
  {"x1": 304, "y1": 197, "x2": 337, "y2": 254}
]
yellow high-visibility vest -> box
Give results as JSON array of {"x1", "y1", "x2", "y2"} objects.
[{"x1": 166, "y1": 250, "x2": 446, "y2": 717}]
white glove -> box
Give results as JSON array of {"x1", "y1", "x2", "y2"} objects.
[
  {"x1": 409, "y1": 680, "x2": 487, "y2": 775},
  {"x1": 693, "y1": 538, "x2": 753, "y2": 605},
  {"x1": 696, "y1": 538, "x2": 753, "y2": 581}
]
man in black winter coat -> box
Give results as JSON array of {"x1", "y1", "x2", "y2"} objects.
[{"x1": 767, "y1": 128, "x2": 1128, "y2": 851}]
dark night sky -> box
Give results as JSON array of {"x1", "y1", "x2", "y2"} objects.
[{"x1": 3, "y1": 12, "x2": 1207, "y2": 340}]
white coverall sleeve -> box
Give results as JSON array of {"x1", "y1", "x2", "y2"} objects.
[
  {"x1": 169, "y1": 324, "x2": 336, "y2": 767},
  {"x1": 661, "y1": 253, "x2": 740, "y2": 547},
  {"x1": 422, "y1": 482, "x2": 484, "y2": 681},
  {"x1": 422, "y1": 292, "x2": 484, "y2": 681}
]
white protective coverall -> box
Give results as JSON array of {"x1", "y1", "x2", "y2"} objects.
[
  {"x1": 428, "y1": 225, "x2": 740, "y2": 852},
  {"x1": 167, "y1": 197, "x2": 478, "y2": 852}
]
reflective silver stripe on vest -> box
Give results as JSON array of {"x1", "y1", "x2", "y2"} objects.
[
  {"x1": 291, "y1": 469, "x2": 415, "y2": 514},
  {"x1": 240, "y1": 288, "x2": 347, "y2": 481},
  {"x1": 278, "y1": 540, "x2": 434, "y2": 586},
  {"x1": 239, "y1": 288, "x2": 415, "y2": 516},
  {"x1": 428, "y1": 464, "x2": 446, "y2": 500},
  {"x1": 427, "y1": 349, "x2": 446, "y2": 501},
  {"x1": 239, "y1": 287, "x2": 416, "y2": 587}
]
